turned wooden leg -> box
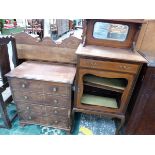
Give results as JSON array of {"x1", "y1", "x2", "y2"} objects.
[{"x1": 115, "y1": 116, "x2": 125, "y2": 135}]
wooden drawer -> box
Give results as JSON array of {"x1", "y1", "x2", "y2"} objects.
[
  {"x1": 45, "y1": 94, "x2": 71, "y2": 108},
  {"x1": 44, "y1": 82, "x2": 70, "y2": 96},
  {"x1": 79, "y1": 58, "x2": 139, "y2": 74},
  {"x1": 9, "y1": 78, "x2": 71, "y2": 96},
  {"x1": 16, "y1": 103, "x2": 44, "y2": 115},
  {"x1": 45, "y1": 106, "x2": 70, "y2": 117},
  {"x1": 16, "y1": 102, "x2": 70, "y2": 117},
  {"x1": 9, "y1": 78, "x2": 43, "y2": 93},
  {"x1": 13, "y1": 91, "x2": 44, "y2": 104},
  {"x1": 13, "y1": 91, "x2": 71, "y2": 108},
  {"x1": 42, "y1": 115, "x2": 70, "y2": 129},
  {"x1": 19, "y1": 112, "x2": 70, "y2": 129}
]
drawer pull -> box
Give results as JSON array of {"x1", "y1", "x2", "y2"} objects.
[
  {"x1": 24, "y1": 96, "x2": 28, "y2": 100},
  {"x1": 21, "y1": 84, "x2": 26, "y2": 88},
  {"x1": 54, "y1": 120, "x2": 58, "y2": 124},
  {"x1": 28, "y1": 116, "x2": 32, "y2": 120},
  {"x1": 53, "y1": 99, "x2": 58, "y2": 103},
  {"x1": 52, "y1": 87, "x2": 57, "y2": 92},
  {"x1": 26, "y1": 106, "x2": 30, "y2": 110},
  {"x1": 120, "y1": 65, "x2": 128, "y2": 69},
  {"x1": 54, "y1": 110, "x2": 58, "y2": 114}
]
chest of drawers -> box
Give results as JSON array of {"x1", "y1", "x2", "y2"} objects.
[{"x1": 6, "y1": 61, "x2": 76, "y2": 132}]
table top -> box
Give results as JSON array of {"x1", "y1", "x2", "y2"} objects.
[
  {"x1": 6, "y1": 61, "x2": 76, "y2": 84},
  {"x1": 76, "y1": 44, "x2": 147, "y2": 63}
]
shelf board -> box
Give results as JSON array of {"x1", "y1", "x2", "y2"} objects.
[
  {"x1": 84, "y1": 75, "x2": 126, "y2": 93},
  {"x1": 81, "y1": 94, "x2": 118, "y2": 109}
]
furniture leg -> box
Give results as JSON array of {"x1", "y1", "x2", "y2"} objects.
[
  {"x1": 115, "y1": 116, "x2": 125, "y2": 135},
  {"x1": 0, "y1": 94, "x2": 12, "y2": 128}
]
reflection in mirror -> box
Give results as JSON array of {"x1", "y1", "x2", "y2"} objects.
[
  {"x1": 21, "y1": 19, "x2": 83, "y2": 41},
  {"x1": 93, "y1": 22, "x2": 129, "y2": 41},
  {"x1": 0, "y1": 19, "x2": 83, "y2": 42}
]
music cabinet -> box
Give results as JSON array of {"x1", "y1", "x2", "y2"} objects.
[{"x1": 73, "y1": 19, "x2": 147, "y2": 134}]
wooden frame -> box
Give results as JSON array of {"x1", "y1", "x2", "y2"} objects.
[{"x1": 83, "y1": 19, "x2": 140, "y2": 49}]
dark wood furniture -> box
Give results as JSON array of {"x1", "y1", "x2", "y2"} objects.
[
  {"x1": 125, "y1": 20, "x2": 155, "y2": 134},
  {"x1": 6, "y1": 61, "x2": 76, "y2": 132},
  {"x1": 73, "y1": 19, "x2": 147, "y2": 134},
  {"x1": 0, "y1": 36, "x2": 18, "y2": 128}
]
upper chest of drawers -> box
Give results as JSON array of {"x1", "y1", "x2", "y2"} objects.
[{"x1": 6, "y1": 61, "x2": 76, "y2": 105}]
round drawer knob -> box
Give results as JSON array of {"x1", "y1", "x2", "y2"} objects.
[
  {"x1": 54, "y1": 120, "x2": 58, "y2": 124},
  {"x1": 52, "y1": 87, "x2": 57, "y2": 92},
  {"x1": 28, "y1": 116, "x2": 32, "y2": 120},
  {"x1": 53, "y1": 99, "x2": 58, "y2": 103},
  {"x1": 24, "y1": 96, "x2": 28, "y2": 100},
  {"x1": 123, "y1": 66, "x2": 127, "y2": 69},
  {"x1": 54, "y1": 110, "x2": 58, "y2": 114},
  {"x1": 22, "y1": 84, "x2": 26, "y2": 88},
  {"x1": 26, "y1": 106, "x2": 30, "y2": 110}
]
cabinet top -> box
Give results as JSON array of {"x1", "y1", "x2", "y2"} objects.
[
  {"x1": 6, "y1": 61, "x2": 76, "y2": 84},
  {"x1": 76, "y1": 44, "x2": 147, "y2": 63}
]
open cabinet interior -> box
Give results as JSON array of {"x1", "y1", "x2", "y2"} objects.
[{"x1": 81, "y1": 74, "x2": 128, "y2": 109}]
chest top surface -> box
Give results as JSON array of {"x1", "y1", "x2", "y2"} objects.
[
  {"x1": 76, "y1": 44, "x2": 147, "y2": 63},
  {"x1": 6, "y1": 61, "x2": 76, "y2": 84}
]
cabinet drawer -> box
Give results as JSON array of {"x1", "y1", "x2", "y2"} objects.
[
  {"x1": 45, "y1": 94, "x2": 71, "y2": 108},
  {"x1": 79, "y1": 58, "x2": 139, "y2": 74},
  {"x1": 13, "y1": 91, "x2": 44, "y2": 103},
  {"x1": 9, "y1": 78, "x2": 71, "y2": 96},
  {"x1": 17, "y1": 102, "x2": 70, "y2": 117},
  {"x1": 9, "y1": 78, "x2": 43, "y2": 93},
  {"x1": 45, "y1": 106, "x2": 70, "y2": 117},
  {"x1": 44, "y1": 82, "x2": 70, "y2": 96},
  {"x1": 19, "y1": 112, "x2": 70, "y2": 129},
  {"x1": 14, "y1": 92, "x2": 71, "y2": 108}
]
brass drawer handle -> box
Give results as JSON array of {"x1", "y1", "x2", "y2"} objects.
[
  {"x1": 24, "y1": 96, "x2": 28, "y2": 100},
  {"x1": 53, "y1": 99, "x2": 58, "y2": 103},
  {"x1": 21, "y1": 84, "x2": 26, "y2": 88},
  {"x1": 54, "y1": 110, "x2": 58, "y2": 114}
]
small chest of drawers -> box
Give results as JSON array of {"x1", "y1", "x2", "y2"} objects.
[{"x1": 6, "y1": 61, "x2": 76, "y2": 131}]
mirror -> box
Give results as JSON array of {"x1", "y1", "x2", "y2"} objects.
[
  {"x1": 0, "y1": 19, "x2": 83, "y2": 42},
  {"x1": 93, "y1": 22, "x2": 129, "y2": 41}
]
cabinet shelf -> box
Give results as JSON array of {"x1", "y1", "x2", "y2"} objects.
[
  {"x1": 81, "y1": 94, "x2": 118, "y2": 109},
  {"x1": 84, "y1": 75, "x2": 127, "y2": 93}
]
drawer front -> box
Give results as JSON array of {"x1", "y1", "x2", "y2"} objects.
[
  {"x1": 45, "y1": 94, "x2": 71, "y2": 108},
  {"x1": 42, "y1": 115, "x2": 70, "y2": 129},
  {"x1": 44, "y1": 106, "x2": 70, "y2": 117},
  {"x1": 19, "y1": 112, "x2": 70, "y2": 129},
  {"x1": 79, "y1": 58, "x2": 139, "y2": 74},
  {"x1": 13, "y1": 91, "x2": 71, "y2": 108},
  {"x1": 9, "y1": 78, "x2": 71, "y2": 96},
  {"x1": 16, "y1": 102, "x2": 70, "y2": 117},
  {"x1": 13, "y1": 91, "x2": 44, "y2": 103},
  {"x1": 44, "y1": 82, "x2": 71, "y2": 96},
  {"x1": 9, "y1": 78, "x2": 43, "y2": 93}
]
